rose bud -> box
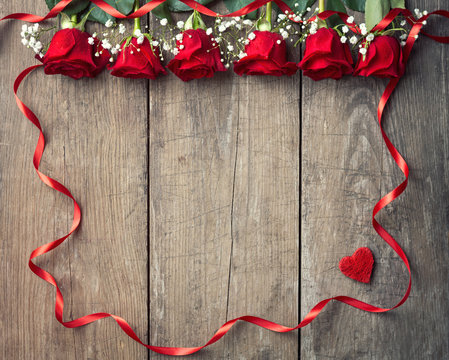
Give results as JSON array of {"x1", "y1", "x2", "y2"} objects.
[
  {"x1": 167, "y1": 29, "x2": 226, "y2": 82},
  {"x1": 41, "y1": 28, "x2": 110, "y2": 80},
  {"x1": 354, "y1": 36, "x2": 405, "y2": 78},
  {"x1": 299, "y1": 28, "x2": 353, "y2": 81},
  {"x1": 108, "y1": 37, "x2": 166, "y2": 79},
  {"x1": 233, "y1": 31, "x2": 298, "y2": 76}
]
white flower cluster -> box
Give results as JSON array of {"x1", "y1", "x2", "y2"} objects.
[{"x1": 20, "y1": 23, "x2": 44, "y2": 57}]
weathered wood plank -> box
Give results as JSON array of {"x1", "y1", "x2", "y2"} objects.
[
  {"x1": 223, "y1": 75, "x2": 300, "y2": 359},
  {"x1": 148, "y1": 71, "x2": 236, "y2": 359},
  {"x1": 300, "y1": 0, "x2": 448, "y2": 358},
  {"x1": 0, "y1": 2, "x2": 148, "y2": 359}
]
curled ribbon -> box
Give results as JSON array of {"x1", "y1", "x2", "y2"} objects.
[{"x1": 4, "y1": 0, "x2": 449, "y2": 356}]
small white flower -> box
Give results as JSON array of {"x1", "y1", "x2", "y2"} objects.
[
  {"x1": 242, "y1": 19, "x2": 252, "y2": 26},
  {"x1": 281, "y1": 31, "x2": 289, "y2": 39},
  {"x1": 400, "y1": 41, "x2": 406, "y2": 47},
  {"x1": 278, "y1": 14, "x2": 286, "y2": 21},
  {"x1": 179, "y1": 44, "x2": 185, "y2": 50},
  {"x1": 248, "y1": 32, "x2": 256, "y2": 40},
  {"x1": 33, "y1": 23, "x2": 39, "y2": 33},
  {"x1": 119, "y1": 23, "x2": 126, "y2": 34},
  {"x1": 306, "y1": 7, "x2": 311, "y2": 11},
  {"x1": 111, "y1": 48, "x2": 118, "y2": 55},
  {"x1": 160, "y1": 18, "x2": 168, "y2": 26},
  {"x1": 366, "y1": 33, "x2": 374, "y2": 42},
  {"x1": 414, "y1": 34, "x2": 419, "y2": 39},
  {"x1": 115, "y1": 44, "x2": 121, "y2": 49},
  {"x1": 94, "y1": 52, "x2": 100, "y2": 57},
  {"x1": 101, "y1": 39, "x2": 112, "y2": 49},
  {"x1": 234, "y1": 16, "x2": 240, "y2": 21},
  {"x1": 276, "y1": 39, "x2": 282, "y2": 44},
  {"x1": 244, "y1": 39, "x2": 250, "y2": 45},
  {"x1": 22, "y1": 24, "x2": 28, "y2": 32},
  {"x1": 21, "y1": 38, "x2": 28, "y2": 46},
  {"x1": 177, "y1": 21, "x2": 185, "y2": 29},
  {"x1": 286, "y1": 25, "x2": 292, "y2": 30},
  {"x1": 134, "y1": 29, "x2": 142, "y2": 37},
  {"x1": 359, "y1": 47, "x2": 367, "y2": 55},
  {"x1": 294, "y1": 2, "x2": 298, "y2": 6},
  {"x1": 163, "y1": 43, "x2": 170, "y2": 51},
  {"x1": 175, "y1": 33, "x2": 183, "y2": 41},
  {"x1": 218, "y1": 24, "x2": 226, "y2": 32},
  {"x1": 236, "y1": 24, "x2": 242, "y2": 30},
  {"x1": 227, "y1": 44, "x2": 234, "y2": 51},
  {"x1": 173, "y1": 48, "x2": 179, "y2": 55},
  {"x1": 340, "y1": 36, "x2": 347, "y2": 43},
  {"x1": 109, "y1": 57, "x2": 114, "y2": 62},
  {"x1": 130, "y1": 50, "x2": 134, "y2": 54},
  {"x1": 20, "y1": 31, "x2": 26, "y2": 38},
  {"x1": 152, "y1": 40, "x2": 159, "y2": 46},
  {"x1": 105, "y1": 19, "x2": 114, "y2": 28},
  {"x1": 238, "y1": 52, "x2": 247, "y2": 59},
  {"x1": 225, "y1": 64, "x2": 230, "y2": 69},
  {"x1": 88, "y1": 37, "x2": 95, "y2": 45},
  {"x1": 137, "y1": 35, "x2": 144, "y2": 45},
  {"x1": 137, "y1": 48, "x2": 141, "y2": 52},
  {"x1": 27, "y1": 26, "x2": 34, "y2": 34},
  {"x1": 400, "y1": 20, "x2": 407, "y2": 26},
  {"x1": 350, "y1": 36, "x2": 358, "y2": 45},
  {"x1": 342, "y1": 25, "x2": 349, "y2": 33},
  {"x1": 206, "y1": 28, "x2": 213, "y2": 36},
  {"x1": 347, "y1": 16, "x2": 354, "y2": 23},
  {"x1": 423, "y1": 10, "x2": 428, "y2": 16},
  {"x1": 92, "y1": 32, "x2": 97, "y2": 38},
  {"x1": 422, "y1": 20, "x2": 427, "y2": 25}
]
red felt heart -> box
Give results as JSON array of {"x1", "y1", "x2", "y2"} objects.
[{"x1": 339, "y1": 247, "x2": 374, "y2": 283}]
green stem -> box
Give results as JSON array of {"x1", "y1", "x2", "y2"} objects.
[
  {"x1": 133, "y1": 0, "x2": 141, "y2": 35},
  {"x1": 317, "y1": 0, "x2": 327, "y2": 28},
  {"x1": 319, "y1": 0, "x2": 325, "y2": 12},
  {"x1": 266, "y1": 2, "x2": 272, "y2": 26},
  {"x1": 70, "y1": 14, "x2": 77, "y2": 25}
]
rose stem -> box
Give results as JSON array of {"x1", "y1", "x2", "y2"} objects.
[
  {"x1": 133, "y1": 0, "x2": 141, "y2": 35},
  {"x1": 318, "y1": 0, "x2": 327, "y2": 28}
]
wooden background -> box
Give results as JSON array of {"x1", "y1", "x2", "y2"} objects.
[{"x1": 1, "y1": 0, "x2": 448, "y2": 359}]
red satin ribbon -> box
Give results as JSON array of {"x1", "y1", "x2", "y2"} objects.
[{"x1": 5, "y1": 1, "x2": 449, "y2": 356}]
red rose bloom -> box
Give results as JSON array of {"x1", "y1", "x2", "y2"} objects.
[
  {"x1": 167, "y1": 29, "x2": 226, "y2": 81},
  {"x1": 233, "y1": 31, "x2": 297, "y2": 76},
  {"x1": 108, "y1": 37, "x2": 166, "y2": 79},
  {"x1": 354, "y1": 36, "x2": 404, "y2": 78},
  {"x1": 299, "y1": 28, "x2": 353, "y2": 81},
  {"x1": 42, "y1": 28, "x2": 110, "y2": 80}
]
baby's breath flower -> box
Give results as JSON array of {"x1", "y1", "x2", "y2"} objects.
[
  {"x1": 119, "y1": 23, "x2": 126, "y2": 34},
  {"x1": 105, "y1": 19, "x2": 114, "y2": 28},
  {"x1": 160, "y1": 18, "x2": 168, "y2": 26},
  {"x1": 340, "y1": 36, "x2": 347, "y2": 43},
  {"x1": 350, "y1": 35, "x2": 357, "y2": 45},
  {"x1": 88, "y1": 37, "x2": 95, "y2": 45},
  {"x1": 342, "y1": 25, "x2": 349, "y2": 33},
  {"x1": 366, "y1": 33, "x2": 374, "y2": 42},
  {"x1": 177, "y1": 21, "x2": 185, "y2": 29},
  {"x1": 359, "y1": 47, "x2": 367, "y2": 55},
  {"x1": 347, "y1": 16, "x2": 354, "y2": 23},
  {"x1": 206, "y1": 28, "x2": 213, "y2": 36}
]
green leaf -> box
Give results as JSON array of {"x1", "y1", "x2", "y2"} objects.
[
  {"x1": 151, "y1": 2, "x2": 173, "y2": 21},
  {"x1": 165, "y1": 0, "x2": 215, "y2": 12},
  {"x1": 390, "y1": 0, "x2": 405, "y2": 8},
  {"x1": 222, "y1": 0, "x2": 257, "y2": 20},
  {"x1": 326, "y1": 0, "x2": 347, "y2": 28},
  {"x1": 341, "y1": 0, "x2": 366, "y2": 12},
  {"x1": 85, "y1": 0, "x2": 135, "y2": 25},
  {"x1": 365, "y1": 0, "x2": 390, "y2": 30},
  {"x1": 45, "y1": 0, "x2": 90, "y2": 16},
  {"x1": 273, "y1": 0, "x2": 315, "y2": 17}
]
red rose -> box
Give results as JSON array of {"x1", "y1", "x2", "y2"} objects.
[
  {"x1": 108, "y1": 37, "x2": 166, "y2": 79},
  {"x1": 167, "y1": 29, "x2": 226, "y2": 82},
  {"x1": 299, "y1": 28, "x2": 353, "y2": 81},
  {"x1": 233, "y1": 31, "x2": 297, "y2": 76},
  {"x1": 354, "y1": 36, "x2": 404, "y2": 78},
  {"x1": 42, "y1": 28, "x2": 110, "y2": 80}
]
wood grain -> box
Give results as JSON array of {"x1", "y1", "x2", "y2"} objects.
[
  {"x1": 1, "y1": 0, "x2": 448, "y2": 359},
  {"x1": 300, "y1": 0, "x2": 448, "y2": 358},
  {"x1": 0, "y1": 2, "x2": 148, "y2": 359}
]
